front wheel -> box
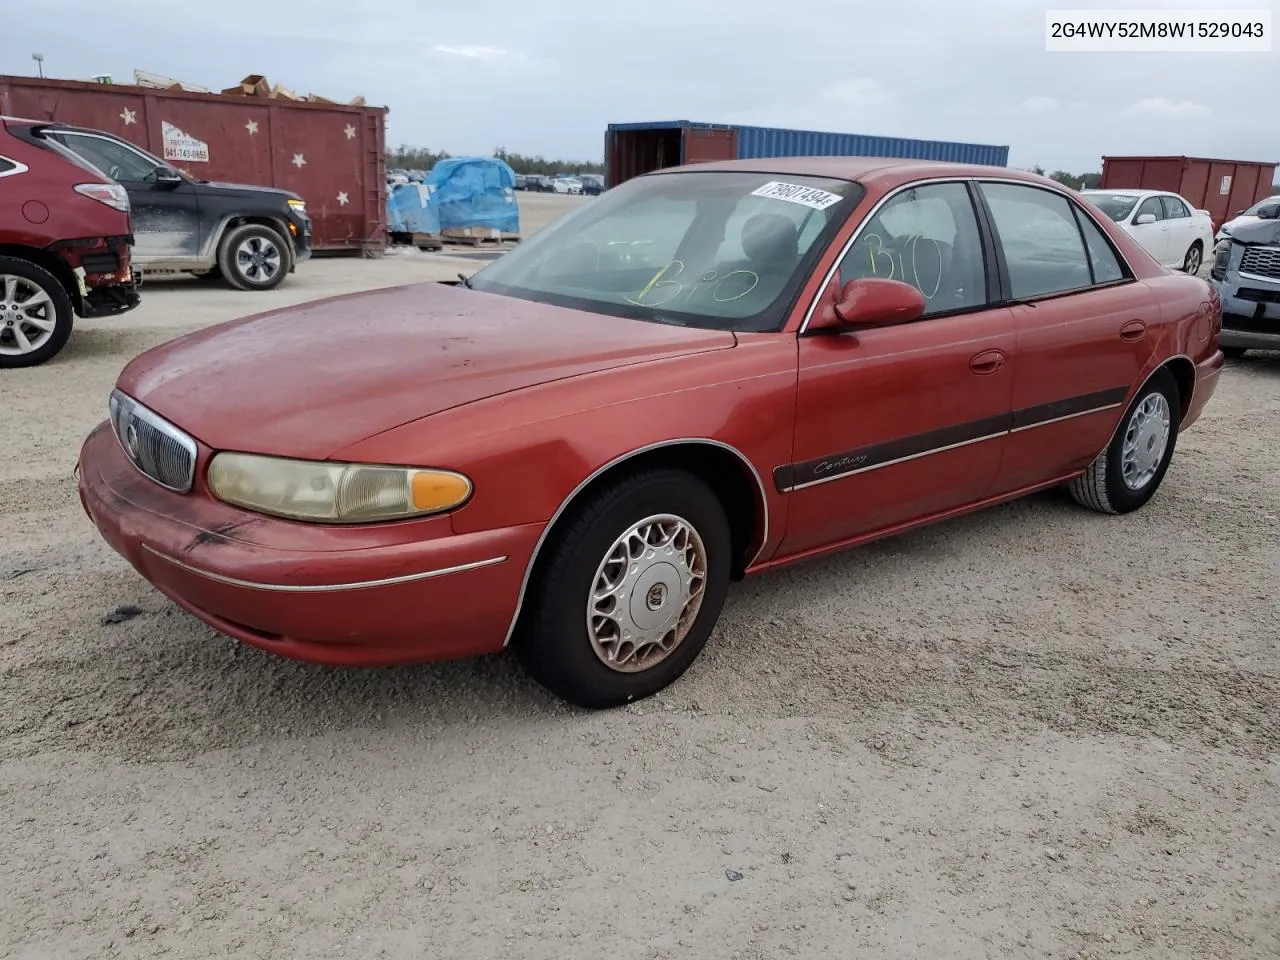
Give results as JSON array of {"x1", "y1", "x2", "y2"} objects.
[
  {"x1": 1182, "y1": 242, "x2": 1203, "y2": 275},
  {"x1": 0, "y1": 257, "x2": 75, "y2": 368},
  {"x1": 217, "y1": 224, "x2": 292, "y2": 291},
  {"x1": 1068, "y1": 367, "x2": 1180, "y2": 515},
  {"x1": 514, "y1": 468, "x2": 732, "y2": 709}
]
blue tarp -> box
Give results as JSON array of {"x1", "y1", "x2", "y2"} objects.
[
  {"x1": 424, "y1": 157, "x2": 520, "y2": 234},
  {"x1": 386, "y1": 182, "x2": 441, "y2": 236}
]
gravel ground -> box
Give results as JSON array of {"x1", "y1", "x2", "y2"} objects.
[{"x1": 2, "y1": 193, "x2": 1278, "y2": 959}]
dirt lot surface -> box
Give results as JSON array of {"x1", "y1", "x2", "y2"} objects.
[{"x1": 3, "y1": 192, "x2": 1278, "y2": 960}]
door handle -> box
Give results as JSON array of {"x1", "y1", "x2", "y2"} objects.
[
  {"x1": 1120, "y1": 319, "x2": 1147, "y2": 341},
  {"x1": 969, "y1": 349, "x2": 1006, "y2": 375}
]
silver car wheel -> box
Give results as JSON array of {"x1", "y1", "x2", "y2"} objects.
[
  {"x1": 1121, "y1": 392, "x2": 1171, "y2": 490},
  {"x1": 235, "y1": 235, "x2": 282, "y2": 283},
  {"x1": 0, "y1": 274, "x2": 57, "y2": 357},
  {"x1": 586, "y1": 513, "x2": 708, "y2": 673},
  {"x1": 1184, "y1": 245, "x2": 1202, "y2": 274}
]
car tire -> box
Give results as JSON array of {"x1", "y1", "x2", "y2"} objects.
[
  {"x1": 217, "y1": 223, "x2": 293, "y2": 291},
  {"x1": 1068, "y1": 367, "x2": 1180, "y2": 515},
  {"x1": 1182, "y1": 242, "x2": 1203, "y2": 275},
  {"x1": 0, "y1": 256, "x2": 75, "y2": 369},
  {"x1": 514, "y1": 468, "x2": 732, "y2": 709}
]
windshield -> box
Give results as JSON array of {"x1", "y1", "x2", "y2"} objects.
[
  {"x1": 1243, "y1": 196, "x2": 1280, "y2": 216},
  {"x1": 1083, "y1": 192, "x2": 1140, "y2": 222},
  {"x1": 467, "y1": 170, "x2": 863, "y2": 332}
]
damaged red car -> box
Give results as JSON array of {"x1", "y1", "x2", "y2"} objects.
[{"x1": 76, "y1": 157, "x2": 1224, "y2": 708}]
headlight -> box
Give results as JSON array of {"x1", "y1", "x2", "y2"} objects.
[
  {"x1": 207, "y1": 452, "x2": 471, "y2": 523},
  {"x1": 287, "y1": 198, "x2": 308, "y2": 216}
]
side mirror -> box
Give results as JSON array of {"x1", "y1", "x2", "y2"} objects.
[
  {"x1": 155, "y1": 166, "x2": 183, "y2": 187},
  {"x1": 815, "y1": 277, "x2": 926, "y2": 331},
  {"x1": 1134, "y1": 213, "x2": 1157, "y2": 225},
  {"x1": 1233, "y1": 209, "x2": 1244, "y2": 217}
]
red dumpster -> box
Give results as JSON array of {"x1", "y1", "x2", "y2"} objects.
[
  {"x1": 0, "y1": 74, "x2": 388, "y2": 254},
  {"x1": 1100, "y1": 155, "x2": 1277, "y2": 235}
]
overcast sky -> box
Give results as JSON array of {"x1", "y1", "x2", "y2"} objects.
[{"x1": 9, "y1": 0, "x2": 1277, "y2": 171}]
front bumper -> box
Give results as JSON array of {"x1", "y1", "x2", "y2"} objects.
[
  {"x1": 289, "y1": 217, "x2": 312, "y2": 270},
  {"x1": 76, "y1": 422, "x2": 541, "y2": 666},
  {"x1": 1210, "y1": 245, "x2": 1280, "y2": 350}
]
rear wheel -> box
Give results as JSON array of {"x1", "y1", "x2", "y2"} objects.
[
  {"x1": 1068, "y1": 367, "x2": 1180, "y2": 515},
  {"x1": 1182, "y1": 241, "x2": 1203, "y2": 275},
  {"x1": 217, "y1": 224, "x2": 292, "y2": 291},
  {"x1": 0, "y1": 257, "x2": 74, "y2": 368},
  {"x1": 515, "y1": 468, "x2": 732, "y2": 709}
]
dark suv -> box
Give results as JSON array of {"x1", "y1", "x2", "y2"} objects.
[
  {"x1": 0, "y1": 116, "x2": 140, "y2": 367},
  {"x1": 9, "y1": 120, "x2": 312, "y2": 292}
]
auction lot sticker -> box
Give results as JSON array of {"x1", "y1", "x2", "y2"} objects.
[{"x1": 750, "y1": 181, "x2": 843, "y2": 210}]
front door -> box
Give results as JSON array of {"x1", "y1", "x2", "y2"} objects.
[
  {"x1": 1127, "y1": 194, "x2": 1172, "y2": 265},
  {"x1": 1159, "y1": 194, "x2": 1196, "y2": 266},
  {"x1": 975, "y1": 180, "x2": 1154, "y2": 493},
  {"x1": 48, "y1": 130, "x2": 202, "y2": 262},
  {"x1": 779, "y1": 181, "x2": 1016, "y2": 556}
]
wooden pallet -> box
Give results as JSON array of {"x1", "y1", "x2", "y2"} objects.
[
  {"x1": 440, "y1": 228, "x2": 520, "y2": 247},
  {"x1": 389, "y1": 231, "x2": 444, "y2": 251}
]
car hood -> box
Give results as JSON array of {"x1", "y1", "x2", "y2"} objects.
[
  {"x1": 1222, "y1": 216, "x2": 1280, "y2": 243},
  {"x1": 115, "y1": 282, "x2": 736, "y2": 460},
  {"x1": 195, "y1": 179, "x2": 301, "y2": 201}
]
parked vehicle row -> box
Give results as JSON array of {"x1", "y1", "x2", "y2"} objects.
[
  {"x1": 76, "y1": 157, "x2": 1224, "y2": 710},
  {"x1": 1, "y1": 114, "x2": 313, "y2": 366},
  {"x1": 517, "y1": 172, "x2": 605, "y2": 195}
]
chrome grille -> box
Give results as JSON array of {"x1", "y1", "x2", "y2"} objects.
[
  {"x1": 108, "y1": 389, "x2": 197, "y2": 492},
  {"x1": 1239, "y1": 245, "x2": 1280, "y2": 281}
]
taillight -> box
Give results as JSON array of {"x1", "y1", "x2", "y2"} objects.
[{"x1": 74, "y1": 183, "x2": 130, "y2": 213}]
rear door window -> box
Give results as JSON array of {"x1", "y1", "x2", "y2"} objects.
[{"x1": 979, "y1": 182, "x2": 1094, "y2": 299}]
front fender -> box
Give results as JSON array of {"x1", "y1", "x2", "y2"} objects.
[{"x1": 333, "y1": 336, "x2": 799, "y2": 559}]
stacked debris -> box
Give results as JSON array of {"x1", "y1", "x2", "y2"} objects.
[{"x1": 130, "y1": 69, "x2": 365, "y2": 106}]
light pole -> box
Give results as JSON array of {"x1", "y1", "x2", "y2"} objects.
[{"x1": 31, "y1": 53, "x2": 44, "y2": 78}]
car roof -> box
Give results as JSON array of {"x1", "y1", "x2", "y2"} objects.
[
  {"x1": 651, "y1": 155, "x2": 1078, "y2": 192},
  {"x1": 1080, "y1": 187, "x2": 1168, "y2": 197}
]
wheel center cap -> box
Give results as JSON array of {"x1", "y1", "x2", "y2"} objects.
[{"x1": 629, "y1": 561, "x2": 682, "y2": 632}]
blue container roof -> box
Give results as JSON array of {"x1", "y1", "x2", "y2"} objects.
[{"x1": 606, "y1": 119, "x2": 1008, "y2": 154}]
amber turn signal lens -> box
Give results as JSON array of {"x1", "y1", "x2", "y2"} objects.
[{"x1": 411, "y1": 470, "x2": 471, "y2": 511}]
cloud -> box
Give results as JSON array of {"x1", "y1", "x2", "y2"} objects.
[
  {"x1": 1123, "y1": 97, "x2": 1212, "y2": 119},
  {"x1": 5, "y1": 0, "x2": 1275, "y2": 170},
  {"x1": 1022, "y1": 96, "x2": 1059, "y2": 112},
  {"x1": 432, "y1": 45, "x2": 514, "y2": 61}
]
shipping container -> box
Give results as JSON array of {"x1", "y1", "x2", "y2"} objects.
[
  {"x1": 0, "y1": 75, "x2": 388, "y2": 254},
  {"x1": 604, "y1": 120, "x2": 1010, "y2": 188},
  {"x1": 1100, "y1": 155, "x2": 1278, "y2": 234}
]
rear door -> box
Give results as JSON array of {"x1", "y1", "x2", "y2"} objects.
[
  {"x1": 44, "y1": 130, "x2": 202, "y2": 262},
  {"x1": 1158, "y1": 194, "x2": 1196, "y2": 266},
  {"x1": 975, "y1": 180, "x2": 1153, "y2": 494},
  {"x1": 779, "y1": 180, "x2": 1016, "y2": 556}
]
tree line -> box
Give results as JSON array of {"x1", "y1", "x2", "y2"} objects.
[
  {"x1": 1028, "y1": 166, "x2": 1102, "y2": 190},
  {"x1": 387, "y1": 144, "x2": 604, "y2": 176}
]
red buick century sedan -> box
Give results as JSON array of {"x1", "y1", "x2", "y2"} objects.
[{"x1": 77, "y1": 157, "x2": 1224, "y2": 708}]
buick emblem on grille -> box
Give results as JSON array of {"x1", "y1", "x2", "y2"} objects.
[{"x1": 124, "y1": 420, "x2": 140, "y2": 457}]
